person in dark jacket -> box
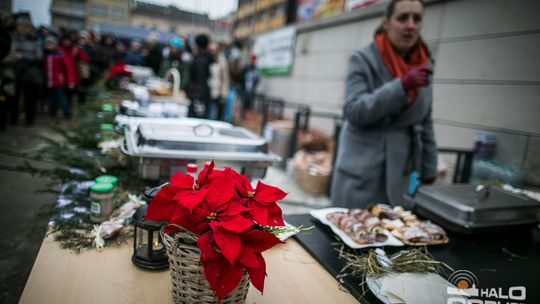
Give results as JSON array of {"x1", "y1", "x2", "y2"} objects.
[
  {"x1": 8, "y1": 17, "x2": 43, "y2": 126},
  {"x1": 124, "y1": 39, "x2": 145, "y2": 66},
  {"x1": 241, "y1": 54, "x2": 259, "y2": 117},
  {"x1": 81, "y1": 31, "x2": 107, "y2": 86},
  {"x1": 143, "y1": 35, "x2": 162, "y2": 75},
  {"x1": 188, "y1": 34, "x2": 214, "y2": 118},
  {"x1": 101, "y1": 34, "x2": 117, "y2": 67}
]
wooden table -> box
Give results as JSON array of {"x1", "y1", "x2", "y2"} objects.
[{"x1": 20, "y1": 235, "x2": 358, "y2": 304}]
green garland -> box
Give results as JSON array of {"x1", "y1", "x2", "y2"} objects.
[{"x1": 23, "y1": 86, "x2": 148, "y2": 252}]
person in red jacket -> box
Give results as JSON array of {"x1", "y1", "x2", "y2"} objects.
[
  {"x1": 44, "y1": 35, "x2": 73, "y2": 121},
  {"x1": 59, "y1": 34, "x2": 89, "y2": 105}
]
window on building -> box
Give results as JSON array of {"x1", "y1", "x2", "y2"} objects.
[
  {"x1": 112, "y1": 8, "x2": 125, "y2": 19},
  {"x1": 90, "y1": 5, "x2": 108, "y2": 17},
  {"x1": 275, "y1": 5, "x2": 285, "y2": 16},
  {"x1": 169, "y1": 25, "x2": 176, "y2": 33},
  {"x1": 67, "y1": 1, "x2": 85, "y2": 12},
  {"x1": 238, "y1": 0, "x2": 246, "y2": 7},
  {"x1": 139, "y1": 22, "x2": 146, "y2": 28},
  {"x1": 67, "y1": 18, "x2": 84, "y2": 30}
]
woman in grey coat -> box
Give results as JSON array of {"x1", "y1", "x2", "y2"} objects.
[{"x1": 331, "y1": 0, "x2": 437, "y2": 208}]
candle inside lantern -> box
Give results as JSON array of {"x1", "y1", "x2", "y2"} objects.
[{"x1": 152, "y1": 241, "x2": 164, "y2": 251}]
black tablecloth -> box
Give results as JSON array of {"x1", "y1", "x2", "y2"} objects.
[{"x1": 285, "y1": 213, "x2": 540, "y2": 304}]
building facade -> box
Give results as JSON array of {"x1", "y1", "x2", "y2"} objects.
[
  {"x1": 50, "y1": 0, "x2": 130, "y2": 31},
  {"x1": 86, "y1": 0, "x2": 131, "y2": 30},
  {"x1": 50, "y1": 0, "x2": 87, "y2": 30},
  {"x1": 49, "y1": 1, "x2": 231, "y2": 42},
  {"x1": 233, "y1": 0, "x2": 296, "y2": 40},
  {"x1": 130, "y1": 1, "x2": 211, "y2": 37}
]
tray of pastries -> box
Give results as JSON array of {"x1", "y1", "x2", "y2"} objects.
[{"x1": 310, "y1": 204, "x2": 448, "y2": 249}]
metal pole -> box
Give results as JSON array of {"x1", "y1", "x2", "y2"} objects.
[
  {"x1": 289, "y1": 110, "x2": 302, "y2": 159},
  {"x1": 328, "y1": 118, "x2": 342, "y2": 196},
  {"x1": 260, "y1": 98, "x2": 269, "y2": 136}
]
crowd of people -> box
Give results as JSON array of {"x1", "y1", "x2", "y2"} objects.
[{"x1": 0, "y1": 12, "x2": 259, "y2": 130}]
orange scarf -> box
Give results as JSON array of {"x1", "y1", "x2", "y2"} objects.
[{"x1": 375, "y1": 32, "x2": 429, "y2": 104}]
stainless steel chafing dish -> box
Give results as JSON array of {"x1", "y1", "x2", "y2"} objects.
[
  {"x1": 115, "y1": 115, "x2": 232, "y2": 129},
  {"x1": 414, "y1": 184, "x2": 540, "y2": 234},
  {"x1": 121, "y1": 118, "x2": 281, "y2": 181}
]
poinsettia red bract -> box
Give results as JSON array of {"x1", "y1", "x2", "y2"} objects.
[{"x1": 145, "y1": 161, "x2": 287, "y2": 302}]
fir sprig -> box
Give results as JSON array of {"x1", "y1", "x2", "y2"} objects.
[{"x1": 263, "y1": 224, "x2": 314, "y2": 236}]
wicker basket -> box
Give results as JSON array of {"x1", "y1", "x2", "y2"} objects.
[{"x1": 162, "y1": 229, "x2": 250, "y2": 304}]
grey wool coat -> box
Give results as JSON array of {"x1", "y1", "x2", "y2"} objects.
[{"x1": 331, "y1": 42, "x2": 437, "y2": 208}]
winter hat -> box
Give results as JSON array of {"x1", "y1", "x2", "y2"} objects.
[
  {"x1": 170, "y1": 37, "x2": 184, "y2": 49},
  {"x1": 15, "y1": 15, "x2": 32, "y2": 26},
  {"x1": 79, "y1": 31, "x2": 89, "y2": 39},
  {"x1": 45, "y1": 35, "x2": 58, "y2": 45},
  {"x1": 146, "y1": 33, "x2": 159, "y2": 43}
]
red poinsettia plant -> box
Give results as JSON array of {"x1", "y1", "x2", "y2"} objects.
[{"x1": 145, "y1": 161, "x2": 287, "y2": 301}]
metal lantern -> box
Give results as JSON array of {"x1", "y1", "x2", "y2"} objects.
[{"x1": 131, "y1": 203, "x2": 168, "y2": 270}]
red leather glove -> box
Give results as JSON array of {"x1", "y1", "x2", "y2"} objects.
[{"x1": 401, "y1": 66, "x2": 433, "y2": 91}]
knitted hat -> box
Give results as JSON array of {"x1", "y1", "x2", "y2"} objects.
[
  {"x1": 45, "y1": 35, "x2": 58, "y2": 45},
  {"x1": 170, "y1": 37, "x2": 184, "y2": 49}
]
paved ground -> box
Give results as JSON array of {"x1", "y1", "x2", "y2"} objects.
[{"x1": 0, "y1": 114, "x2": 59, "y2": 304}]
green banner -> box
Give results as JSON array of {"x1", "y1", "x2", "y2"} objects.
[{"x1": 259, "y1": 66, "x2": 292, "y2": 76}]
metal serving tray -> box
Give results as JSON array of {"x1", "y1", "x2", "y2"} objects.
[
  {"x1": 119, "y1": 99, "x2": 189, "y2": 118},
  {"x1": 414, "y1": 184, "x2": 540, "y2": 234},
  {"x1": 121, "y1": 118, "x2": 281, "y2": 181},
  {"x1": 115, "y1": 115, "x2": 232, "y2": 129}
]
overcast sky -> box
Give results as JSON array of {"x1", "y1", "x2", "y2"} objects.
[{"x1": 12, "y1": 0, "x2": 238, "y2": 26}]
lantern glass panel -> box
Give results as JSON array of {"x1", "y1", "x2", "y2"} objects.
[{"x1": 135, "y1": 226, "x2": 150, "y2": 260}]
